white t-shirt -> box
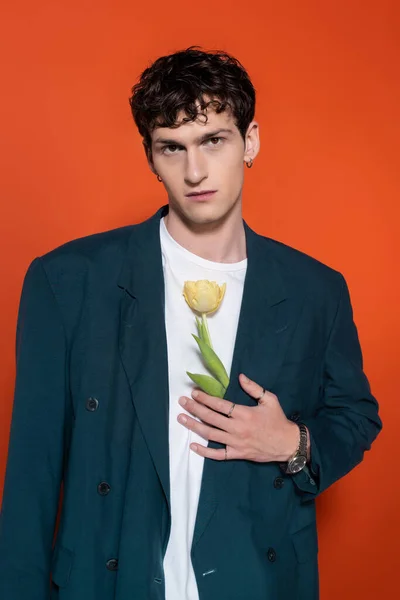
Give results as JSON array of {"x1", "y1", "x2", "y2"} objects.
[{"x1": 160, "y1": 216, "x2": 247, "y2": 600}]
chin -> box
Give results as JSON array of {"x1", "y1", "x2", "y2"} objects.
[
  {"x1": 185, "y1": 200, "x2": 220, "y2": 213},
  {"x1": 189, "y1": 208, "x2": 232, "y2": 228},
  {"x1": 170, "y1": 196, "x2": 237, "y2": 224}
]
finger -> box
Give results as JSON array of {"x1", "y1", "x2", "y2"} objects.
[
  {"x1": 239, "y1": 373, "x2": 270, "y2": 405},
  {"x1": 179, "y1": 396, "x2": 236, "y2": 433},
  {"x1": 177, "y1": 414, "x2": 231, "y2": 445},
  {"x1": 190, "y1": 443, "x2": 242, "y2": 461},
  {"x1": 191, "y1": 389, "x2": 243, "y2": 419}
]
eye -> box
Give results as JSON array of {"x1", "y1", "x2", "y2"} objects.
[
  {"x1": 161, "y1": 144, "x2": 182, "y2": 155},
  {"x1": 206, "y1": 137, "x2": 223, "y2": 146}
]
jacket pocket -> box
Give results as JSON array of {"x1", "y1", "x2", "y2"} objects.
[
  {"x1": 51, "y1": 544, "x2": 75, "y2": 588},
  {"x1": 291, "y1": 522, "x2": 319, "y2": 563}
]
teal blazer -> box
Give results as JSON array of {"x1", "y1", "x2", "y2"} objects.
[{"x1": 0, "y1": 204, "x2": 382, "y2": 600}]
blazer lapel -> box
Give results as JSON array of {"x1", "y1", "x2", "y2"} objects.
[
  {"x1": 192, "y1": 220, "x2": 307, "y2": 548},
  {"x1": 116, "y1": 203, "x2": 307, "y2": 548},
  {"x1": 117, "y1": 204, "x2": 171, "y2": 510}
]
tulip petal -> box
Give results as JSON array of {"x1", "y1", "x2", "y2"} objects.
[
  {"x1": 186, "y1": 372, "x2": 226, "y2": 398},
  {"x1": 191, "y1": 334, "x2": 230, "y2": 389}
]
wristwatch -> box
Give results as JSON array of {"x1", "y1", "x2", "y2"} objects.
[{"x1": 284, "y1": 423, "x2": 308, "y2": 474}]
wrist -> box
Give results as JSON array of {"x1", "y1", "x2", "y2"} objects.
[
  {"x1": 280, "y1": 421, "x2": 311, "y2": 464},
  {"x1": 280, "y1": 420, "x2": 300, "y2": 462}
]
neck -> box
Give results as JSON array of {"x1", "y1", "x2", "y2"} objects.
[{"x1": 164, "y1": 202, "x2": 247, "y2": 263}]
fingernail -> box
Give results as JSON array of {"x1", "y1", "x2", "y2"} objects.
[
  {"x1": 192, "y1": 390, "x2": 199, "y2": 398},
  {"x1": 179, "y1": 397, "x2": 187, "y2": 406},
  {"x1": 178, "y1": 415, "x2": 187, "y2": 424},
  {"x1": 241, "y1": 374, "x2": 249, "y2": 382}
]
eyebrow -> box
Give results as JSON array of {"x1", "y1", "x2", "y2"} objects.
[{"x1": 153, "y1": 128, "x2": 235, "y2": 146}]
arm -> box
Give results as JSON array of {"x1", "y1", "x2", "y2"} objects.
[
  {"x1": 0, "y1": 257, "x2": 70, "y2": 599},
  {"x1": 291, "y1": 273, "x2": 382, "y2": 499}
]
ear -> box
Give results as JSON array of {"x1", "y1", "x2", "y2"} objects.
[{"x1": 244, "y1": 121, "x2": 260, "y2": 164}]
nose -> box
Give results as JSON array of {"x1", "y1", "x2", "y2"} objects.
[{"x1": 184, "y1": 148, "x2": 208, "y2": 185}]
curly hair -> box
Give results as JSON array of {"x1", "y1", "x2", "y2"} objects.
[{"x1": 129, "y1": 46, "x2": 256, "y2": 156}]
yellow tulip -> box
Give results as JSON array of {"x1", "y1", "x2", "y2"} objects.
[
  {"x1": 183, "y1": 279, "x2": 229, "y2": 396},
  {"x1": 183, "y1": 280, "x2": 226, "y2": 315}
]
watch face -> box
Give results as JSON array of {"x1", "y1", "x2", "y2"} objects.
[{"x1": 288, "y1": 455, "x2": 307, "y2": 474}]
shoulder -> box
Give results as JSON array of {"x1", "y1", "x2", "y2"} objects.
[
  {"x1": 28, "y1": 223, "x2": 139, "y2": 285},
  {"x1": 39, "y1": 224, "x2": 136, "y2": 267},
  {"x1": 260, "y1": 234, "x2": 345, "y2": 301},
  {"x1": 18, "y1": 224, "x2": 141, "y2": 337},
  {"x1": 20, "y1": 224, "x2": 138, "y2": 309}
]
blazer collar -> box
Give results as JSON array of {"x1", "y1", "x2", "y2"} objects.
[{"x1": 117, "y1": 203, "x2": 288, "y2": 309}]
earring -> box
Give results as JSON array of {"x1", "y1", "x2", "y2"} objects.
[
  {"x1": 245, "y1": 158, "x2": 253, "y2": 169},
  {"x1": 156, "y1": 174, "x2": 162, "y2": 182}
]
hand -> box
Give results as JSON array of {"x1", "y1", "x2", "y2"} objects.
[{"x1": 177, "y1": 373, "x2": 305, "y2": 462}]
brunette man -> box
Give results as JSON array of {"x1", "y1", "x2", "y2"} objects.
[{"x1": 0, "y1": 46, "x2": 382, "y2": 600}]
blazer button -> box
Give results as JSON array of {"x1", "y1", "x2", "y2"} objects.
[
  {"x1": 86, "y1": 397, "x2": 99, "y2": 411},
  {"x1": 289, "y1": 411, "x2": 300, "y2": 422},
  {"x1": 97, "y1": 481, "x2": 111, "y2": 496},
  {"x1": 267, "y1": 548, "x2": 276, "y2": 562},
  {"x1": 273, "y1": 477, "x2": 285, "y2": 489},
  {"x1": 106, "y1": 558, "x2": 118, "y2": 571}
]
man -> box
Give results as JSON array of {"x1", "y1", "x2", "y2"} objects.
[{"x1": 0, "y1": 46, "x2": 382, "y2": 600}]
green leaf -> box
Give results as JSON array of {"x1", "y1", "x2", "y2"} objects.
[
  {"x1": 186, "y1": 372, "x2": 226, "y2": 398},
  {"x1": 191, "y1": 334, "x2": 230, "y2": 388}
]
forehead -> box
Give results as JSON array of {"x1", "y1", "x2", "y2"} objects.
[{"x1": 151, "y1": 103, "x2": 239, "y2": 144}]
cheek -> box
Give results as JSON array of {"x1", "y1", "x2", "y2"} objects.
[
  {"x1": 157, "y1": 165, "x2": 181, "y2": 193},
  {"x1": 215, "y1": 151, "x2": 244, "y2": 184},
  {"x1": 222, "y1": 146, "x2": 244, "y2": 167},
  {"x1": 223, "y1": 161, "x2": 244, "y2": 191}
]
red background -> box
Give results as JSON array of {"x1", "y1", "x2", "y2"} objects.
[{"x1": 1, "y1": 1, "x2": 398, "y2": 597}]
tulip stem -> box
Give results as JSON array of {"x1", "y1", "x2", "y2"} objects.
[{"x1": 201, "y1": 313, "x2": 213, "y2": 349}]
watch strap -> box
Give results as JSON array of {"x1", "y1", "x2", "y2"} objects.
[{"x1": 284, "y1": 423, "x2": 308, "y2": 474}]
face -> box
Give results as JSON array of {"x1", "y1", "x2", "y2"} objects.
[{"x1": 146, "y1": 102, "x2": 260, "y2": 228}]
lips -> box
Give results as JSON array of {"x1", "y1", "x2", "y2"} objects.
[{"x1": 186, "y1": 190, "x2": 216, "y2": 200}]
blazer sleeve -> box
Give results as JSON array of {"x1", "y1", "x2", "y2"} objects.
[
  {"x1": 291, "y1": 273, "x2": 382, "y2": 500},
  {"x1": 0, "y1": 257, "x2": 70, "y2": 599}
]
